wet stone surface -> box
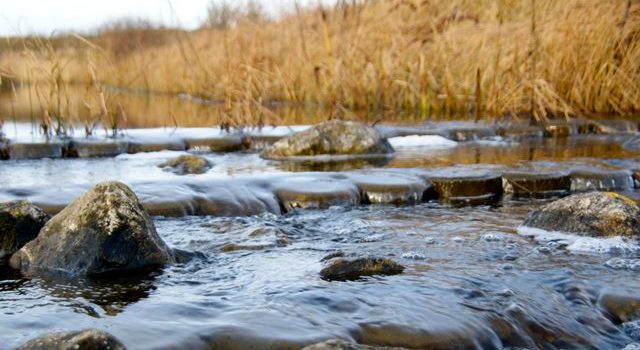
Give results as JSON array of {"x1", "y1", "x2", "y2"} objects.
[
  {"x1": 345, "y1": 170, "x2": 428, "y2": 205},
  {"x1": 0, "y1": 201, "x2": 49, "y2": 259},
  {"x1": 427, "y1": 167, "x2": 504, "y2": 204},
  {"x1": 522, "y1": 192, "x2": 640, "y2": 237},
  {"x1": 272, "y1": 176, "x2": 361, "y2": 211},
  {"x1": 158, "y1": 154, "x2": 212, "y2": 175},
  {"x1": 262, "y1": 120, "x2": 394, "y2": 159},
  {"x1": 10, "y1": 182, "x2": 175, "y2": 276},
  {"x1": 502, "y1": 171, "x2": 571, "y2": 197},
  {"x1": 17, "y1": 329, "x2": 126, "y2": 350}
]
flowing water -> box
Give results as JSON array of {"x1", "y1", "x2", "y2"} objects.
[{"x1": 1, "y1": 110, "x2": 640, "y2": 348}]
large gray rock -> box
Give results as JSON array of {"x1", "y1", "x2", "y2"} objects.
[
  {"x1": 320, "y1": 256, "x2": 404, "y2": 281},
  {"x1": 10, "y1": 181, "x2": 175, "y2": 275},
  {"x1": 0, "y1": 201, "x2": 49, "y2": 259},
  {"x1": 17, "y1": 329, "x2": 126, "y2": 350},
  {"x1": 522, "y1": 192, "x2": 640, "y2": 237},
  {"x1": 262, "y1": 120, "x2": 394, "y2": 159}
]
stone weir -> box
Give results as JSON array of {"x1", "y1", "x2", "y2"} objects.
[
  {"x1": 0, "y1": 166, "x2": 637, "y2": 218},
  {"x1": 1, "y1": 118, "x2": 635, "y2": 160}
]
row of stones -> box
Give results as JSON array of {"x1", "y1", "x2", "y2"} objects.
[
  {"x1": 275, "y1": 168, "x2": 637, "y2": 213},
  {"x1": 0, "y1": 134, "x2": 269, "y2": 160},
  {"x1": 5, "y1": 167, "x2": 637, "y2": 219}
]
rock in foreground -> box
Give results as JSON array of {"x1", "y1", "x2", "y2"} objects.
[
  {"x1": 522, "y1": 192, "x2": 640, "y2": 237},
  {"x1": 10, "y1": 181, "x2": 175, "y2": 275},
  {"x1": 262, "y1": 120, "x2": 394, "y2": 159},
  {"x1": 159, "y1": 154, "x2": 212, "y2": 175},
  {"x1": 17, "y1": 329, "x2": 126, "y2": 350},
  {"x1": 320, "y1": 257, "x2": 404, "y2": 281},
  {"x1": 0, "y1": 201, "x2": 49, "y2": 259},
  {"x1": 302, "y1": 339, "x2": 407, "y2": 350}
]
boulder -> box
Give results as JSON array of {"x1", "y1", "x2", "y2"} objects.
[
  {"x1": 10, "y1": 181, "x2": 175, "y2": 275},
  {"x1": 522, "y1": 192, "x2": 640, "y2": 237},
  {"x1": 0, "y1": 201, "x2": 49, "y2": 259},
  {"x1": 17, "y1": 329, "x2": 126, "y2": 350},
  {"x1": 158, "y1": 154, "x2": 212, "y2": 175},
  {"x1": 261, "y1": 120, "x2": 394, "y2": 159},
  {"x1": 320, "y1": 256, "x2": 404, "y2": 281},
  {"x1": 302, "y1": 339, "x2": 407, "y2": 350}
]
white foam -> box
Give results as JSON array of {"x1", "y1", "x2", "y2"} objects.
[
  {"x1": 388, "y1": 135, "x2": 457, "y2": 148},
  {"x1": 517, "y1": 226, "x2": 640, "y2": 254}
]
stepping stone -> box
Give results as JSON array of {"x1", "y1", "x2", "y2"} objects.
[
  {"x1": 502, "y1": 171, "x2": 571, "y2": 197},
  {"x1": 272, "y1": 176, "x2": 360, "y2": 211},
  {"x1": 428, "y1": 168, "x2": 503, "y2": 204},
  {"x1": 7, "y1": 141, "x2": 64, "y2": 159},
  {"x1": 65, "y1": 139, "x2": 128, "y2": 158},
  {"x1": 345, "y1": 170, "x2": 429, "y2": 205}
]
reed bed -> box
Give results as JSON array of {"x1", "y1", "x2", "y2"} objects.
[{"x1": 1, "y1": 0, "x2": 639, "y2": 130}]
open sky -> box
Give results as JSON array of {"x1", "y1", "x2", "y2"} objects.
[{"x1": 0, "y1": 0, "x2": 331, "y2": 36}]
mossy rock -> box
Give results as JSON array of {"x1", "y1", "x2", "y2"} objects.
[
  {"x1": 320, "y1": 256, "x2": 404, "y2": 281},
  {"x1": 262, "y1": 120, "x2": 394, "y2": 159},
  {"x1": 522, "y1": 191, "x2": 640, "y2": 237},
  {"x1": 159, "y1": 154, "x2": 212, "y2": 175},
  {"x1": 17, "y1": 329, "x2": 126, "y2": 350},
  {"x1": 0, "y1": 201, "x2": 49, "y2": 259},
  {"x1": 10, "y1": 181, "x2": 175, "y2": 276}
]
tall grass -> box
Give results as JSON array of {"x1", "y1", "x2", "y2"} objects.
[{"x1": 1, "y1": 0, "x2": 639, "y2": 129}]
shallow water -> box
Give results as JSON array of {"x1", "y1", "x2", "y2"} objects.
[
  {"x1": 1, "y1": 202, "x2": 639, "y2": 349},
  {"x1": 2, "y1": 128, "x2": 640, "y2": 349}
]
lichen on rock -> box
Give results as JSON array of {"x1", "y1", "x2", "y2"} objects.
[{"x1": 10, "y1": 181, "x2": 175, "y2": 276}]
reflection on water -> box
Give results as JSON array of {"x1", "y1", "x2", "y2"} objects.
[
  {"x1": 0, "y1": 86, "x2": 429, "y2": 129},
  {"x1": 1, "y1": 202, "x2": 638, "y2": 349}
]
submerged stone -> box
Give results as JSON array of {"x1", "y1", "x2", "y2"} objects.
[
  {"x1": 570, "y1": 169, "x2": 634, "y2": 191},
  {"x1": 17, "y1": 329, "x2": 126, "y2": 350},
  {"x1": 273, "y1": 177, "x2": 360, "y2": 211},
  {"x1": 159, "y1": 154, "x2": 212, "y2": 175},
  {"x1": 543, "y1": 123, "x2": 572, "y2": 138},
  {"x1": 598, "y1": 290, "x2": 640, "y2": 323},
  {"x1": 522, "y1": 192, "x2": 640, "y2": 237},
  {"x1": 301, "y1": 339, "x2": 408, "y2": 350},
  {"x1": 502, "y1": 171, "x2": 571, "y2": 197},
  {"x1": 345, "y1": 171, "x2": 429, "y2": 205},
  {"x1": 320, "y1": 256, "x2": 404, "y2": 281},
  {"x1": 261, "y1": 120, "x2": 394, "y2": 159},
  {"x1": 0, "y1": 201, "x2": 49, "y2": 259},
  {"x1": 10, "y1": 181, "x2": 175, "y2": 276},
  {"x1": 220, "y1": 226, "x2": 289, "y2": 252}
]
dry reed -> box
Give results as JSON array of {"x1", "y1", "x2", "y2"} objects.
[{"x1": 0, "y1": 0, "x2": 638, "y2": 128}]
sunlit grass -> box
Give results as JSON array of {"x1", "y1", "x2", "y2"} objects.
[{"x1": 0, "y1": 0, "x2": 638, "y2": 133}]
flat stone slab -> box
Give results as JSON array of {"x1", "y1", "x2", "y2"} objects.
[
  {"x1": 272, "y1": 176, "x2": 360, "y2": 211},
  {"x1": 345, "y1": 170, "x2": 428, "y2": 204},
  {"x1": 7, "y1": 142, "x2": 64, "y2": 159},
  {"x1": 425, "y1": 167, "x2": 504, "y2": 204},
  {"x1": 183, "y1": 135, "x2": 244, "y2": 152},
  {"x1": 502, "y1": 171, "x2": 571, "y2": 197},
  {"x1": 66, "y1": 139, "x2": 129, "y2": 158}
]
